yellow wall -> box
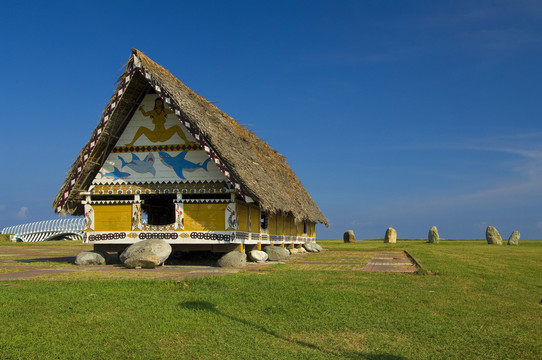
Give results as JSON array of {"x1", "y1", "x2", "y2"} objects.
[
  {"x1": 276, "y1": 214, "x2": 284, "y2": 235},
  {"x1": 250, "y1": 207, "x2": 260, "y2": 233},
  {"x1": 268, "y1": 214, "x2": 277, "y2": 235},
  {"x1": 297, "y1": 221, "x2": 304, "y2": 236},
  {"x1": 309, "y1": 222, "x2": 315, "y2": 237},
  {"x1": 237, "y1": 204, "x2": 249, "y2": 232},
  {"x1": 93, "y1": 205, "x2": 132, "y2": 231},
  {"x1": 184, "y1": 203, "x2": 228, "y2": 231},
  {"x1": 287, "y1": 214, "x2": 294, "y2": 235}
]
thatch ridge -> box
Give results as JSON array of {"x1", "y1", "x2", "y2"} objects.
[{"x1": 53, "y1": 49, "x2": 328, "y2": 226}]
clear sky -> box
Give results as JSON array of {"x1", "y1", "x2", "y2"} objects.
[{"x1": 1, "y1": 1, "x2": 541, "y2": 239}]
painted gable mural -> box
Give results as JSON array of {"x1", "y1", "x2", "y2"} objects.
[{"x1": 92, "y1": 94, "x2": 227, "y2": 184}]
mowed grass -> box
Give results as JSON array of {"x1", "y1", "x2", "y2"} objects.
[{"x1": 0, "y1": 240, "x2": 540, "y2": 359}]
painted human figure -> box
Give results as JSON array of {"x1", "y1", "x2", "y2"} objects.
[{"x1": 126, "y1": 97, "x2": 192, "y2": 146}]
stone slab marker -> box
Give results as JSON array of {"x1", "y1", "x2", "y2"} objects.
[
  {"x1": 508, "y1": 231, "x2": 520, "y2": 245},
  {"x1": 428, "y1": 226, "x2": 439, "y2": 243},
  {"x1": 486, "y1": 226, "x2": 503, "y2": 245},
  {"x1": 384, "y1": 227, "x2": 397, "y2": 243},
  {"x1": 343, "y1": 230, "x2": 356, "y2": 243}
]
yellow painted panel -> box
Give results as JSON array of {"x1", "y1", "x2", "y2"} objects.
[
  {"x1": 93, "y1": 205, "x2": 132, "y2": 231},
  {"x1": 268, "y1": 214, "x2": 277, "y2": 235},
  {"x1": 184, "y1": 203, "x2": 228, "y2": 231},
  {"x1": 297, "y1": 222, "x2": 304, "y2": 236},
  {"x1": 287, "y1": 215, "x2": 294, "y2": 235},
  {"x1": 276, "y1": 214, "x2": 283, "y2": 235},
  {"x1": 250, "y1": 207, "x2": 260, "y2": 232},
  {"x1": 237, "y1": 204, "x2": 249, "y2": 232}
]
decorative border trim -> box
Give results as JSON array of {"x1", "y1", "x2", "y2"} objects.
[
  {"x1": 182, "y1": 199, "x2": 230, "y2": 204},
  {"x1": 112, "y1": 144, "x2": 202, "y2": 153},
  {"x1": 87, "y1": 200, "x2": 134, "y2": 205}
]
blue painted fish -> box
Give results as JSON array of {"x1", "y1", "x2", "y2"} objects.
[
  {"x1": 118, "y1": 153, "x2": 156, "y2": 176},
  {"x1": 159, "y1": 151, "x2": 211, "y2": 180},
  {"x1": 100, "y1": 167, "x2": 131, "y2": 180}
]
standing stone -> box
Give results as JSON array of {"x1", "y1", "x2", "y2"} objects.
[
  {"x1": 343, "y1": 230, "x2": 356, "y2": 243},
  {"x1": 384, "y1": 227, "x2": 397, "y2": 243},
  {"x1": 508, "y1": 231, "x2": 520, "y2": 245},
  {"x1": 486, "y1": 226, "x2": 503, "y2": 245},
  {"x1": 428, "y1": 226, "x2": 440, "y2": 244}
]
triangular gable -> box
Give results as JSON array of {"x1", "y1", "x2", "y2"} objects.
[
  {"x1": 54, "y1": 54, "x2": 246, "y2": 214},
  {"x1": 92, "y1": 93, "x2": 227, "y2": 185}
]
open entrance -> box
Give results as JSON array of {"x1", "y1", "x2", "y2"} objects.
[{"x1": 141, "y1": 194, "x2": 176, "y2": 225}]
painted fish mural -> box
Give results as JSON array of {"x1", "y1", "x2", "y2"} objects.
[
  {"x1": 119, "y1": 153, "x2": 156, "y2": 176},
  {"x1": 159, "y1": 151, "x2": 211, "y2": 180},
  {"x1": 100, "y1": 167, "x2": 131, "y2": 180}
]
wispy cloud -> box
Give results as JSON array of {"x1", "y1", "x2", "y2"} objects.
[
  {"x1": 374, "y1": 133, "x2": 542, "y2": 216},
  {"x1": 13, "y1": 207, "x2": 28, "y2": 220}
]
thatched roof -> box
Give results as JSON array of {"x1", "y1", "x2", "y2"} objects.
[{"x1": 53, "y1": 49, "x2": 328, "y2": 226}]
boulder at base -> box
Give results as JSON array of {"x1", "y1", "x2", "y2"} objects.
[
  {"x1": 264, "y1": 246, "x2": 290, "y2": 261},
  {"x1": 486, "y1": 226, "x2": 503, "y2": 245},
  {"x1": 124, "y1": 252, "x2": 161, "y2": 269},
  {"x1": 218, "y1": 251, "x2": 247, "y2": 268},
  {"x1": 248, "y1": 250, "x2": 268, "y2": 263},
  {"x1": 428, "y1": 226, "x2": 440, "y2": 244},
  {"x1": 508, "y1": 231, "x2": 520, "y2": 246},
  {"x1": 303, "y1": 242, "x2": 320, "y2": 252},
  {"x1": 120, "y1": 239, "x2": 172, "y2": 264},
  {"x1": 343, "y1": 230, "x2": 356, "y2": 243},
  {"x1": 289, "y1": 248, "x2": 302, "y2": 255},
  {"x1": 74, "y1": 250, "x2": 109, "y2": 265},
  {"x1": 384, "y1": 227, "x2": 397, "y2": 243},
  {"x1": 297, "y1": 247, "x2": 307, "y2": 254}
]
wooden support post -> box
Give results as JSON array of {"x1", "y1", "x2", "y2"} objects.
[
  {"x1": 239, "y1": 243, "x2": 244, "y2": 253},
  {"x1": 257, "y1": 242, "x2": 261, "y2": 251}
]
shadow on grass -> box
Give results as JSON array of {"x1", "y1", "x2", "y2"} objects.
[
  {"x1": 180, "y1": 301, "x2": 406, "y2": 360},
  {"x1": 15, "y1": 256, "x2": 75, "y2": 264}
]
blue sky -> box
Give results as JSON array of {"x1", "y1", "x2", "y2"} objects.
[{"x1": 1, "y1": 1, "x2": 541, "y2": 239}]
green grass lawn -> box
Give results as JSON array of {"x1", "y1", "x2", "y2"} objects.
[{"x1": 0, "y1": 240, "x2": 540, "y2": 359}]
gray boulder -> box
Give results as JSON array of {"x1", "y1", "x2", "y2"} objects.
[
  {"x1": 343, "y1": 230, "x2": 356, "y2": 243},
  {"x1": 303, "y1": 242, "x2": 319, "y2": 252},
  {"x1": 218, "y1": 251, "x2": 247, "y2": 268},
  {"x1": 428, "y1": 226, "x2": 440, "y2": 244},
  {"x1": 384, "y1": 227, "x2": 397, "y2": 243},
  {"x1": 248, "y1": 250, "x2": 268, "y2": 263},
  {"x1": 120, "y1": 239, "x2": 172, "y2": 264},
  {"x1": 486, "y1": 226, "x2": 503, "y2": 245},
  {"x1": 314, "y1": 243, "x2": 323, "y2": 252},
  {"x1": 264, "y1": 246, "x2": 290, "y2": 261},
  {"x1": 508, "y1": 231, "x2": 520, "y2": 245},
  {"x1": 124, "y1": 252, "x2": 161, "y2": 269},
  {"x1": 74, "y1": 250, "x2": 109, "y2": 265}
]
